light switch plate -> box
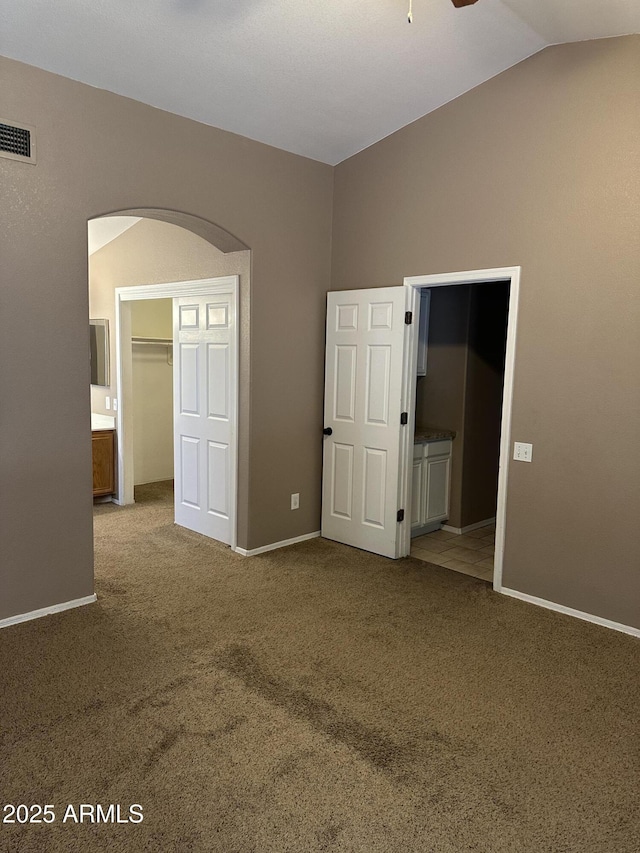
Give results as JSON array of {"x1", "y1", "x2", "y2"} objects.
[
  {"x1": 291, "y1": 493, "x2": 300, "y2": 510},
  {"x1": 105, "y1": 396, "x2": 110, "y2": 410},
  {"x1": 513, "y1": 442, "x2": 533, "y2": 462}
]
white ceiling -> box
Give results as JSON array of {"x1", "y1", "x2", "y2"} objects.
[
  {"x1": 1, "y1": 0, "x2": 638, "y2": 164},
  {"x1": 88, "y1": 216, "x2": 141, "y2": 256}
]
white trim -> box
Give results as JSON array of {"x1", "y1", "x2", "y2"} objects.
[
  {"x1": 114, "y1": 277, "x2": 239, "y2": 552},
  {"x1": 235, "y1": 531, "x2": 321, "y2": 557},
  {"x1": 116, "y1": 278, "x2": 239, "y2": 301},
  {"x1": 404, "y1": 267, "x2": 519, "y2": 288},
  {"x1": 0, "y1": 594, "x2": 97, "y2": 630},
  {"x1": 401, "y1": 265, "x2": 521, "y2": 597},
  {"x1": 442, "y1": 518, "x2": 495, "y2": 535},
  {"x1": 500, "y1": 588, "x2": 640, "y2": 639},
  {"x1": 398, "y1": 285, "x2": 421, "y2": 557}
]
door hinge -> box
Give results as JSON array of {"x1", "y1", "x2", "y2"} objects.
[
  {"x1": 405, "y1": 311, "x2": 413, "y2": 325},
  {"x1": 400, "y1": 411, "x2": 408, "y2": 425},
  {"x1": 397, "y1": 509, "x2": 405, "y2": 522}
]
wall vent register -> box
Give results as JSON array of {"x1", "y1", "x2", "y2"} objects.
[{"x1": 0, "y1": 120, "x2": 36, "y2": 164}]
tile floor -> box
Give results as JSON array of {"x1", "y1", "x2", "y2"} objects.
[{"x1": 410, "y1": 523, "x2": 495, "y2": 582}]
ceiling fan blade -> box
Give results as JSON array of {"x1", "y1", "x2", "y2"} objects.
[{"x1": 451, "y1": 0, "x2": 480, "y2": 7}]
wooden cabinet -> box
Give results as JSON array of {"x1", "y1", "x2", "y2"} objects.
[
  {"x1": 416, "y1": 288, "x2": 431, "y2": 376},
  {"x1": 92, "y1": 429, "x2": 115, "y2": 497},
  {"x1": 411, "y1": 439, "x2": 451, "y2": 536}
]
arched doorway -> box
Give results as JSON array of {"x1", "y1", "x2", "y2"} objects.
[{"x1": 88, "y1": 209, "x2": 251, "y2": 550}]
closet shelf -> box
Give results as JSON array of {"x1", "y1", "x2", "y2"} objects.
[{"x1": 132, "y1": 337, "x2": 173, "y2": 365}]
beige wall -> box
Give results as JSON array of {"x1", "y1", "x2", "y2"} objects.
[
  {"x1": 333, "y1": 36, "x2": 640, "y2": 628},
  {"x1": 0, "y1": 58, "x2": 332, "y2": 620},
  {"x1": 129, "y1": 298, "x2": 173, "y2": 486},
  {"x1": 130, "y1": 298, "x2": 173, "y2": 337}
]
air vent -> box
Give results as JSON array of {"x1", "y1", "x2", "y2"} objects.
[{"x1": 0, "y1": 119, "x2": 36, "y2": 164}]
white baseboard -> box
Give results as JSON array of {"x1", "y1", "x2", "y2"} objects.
[
  {"x1": 499, "y1": 587, "x2": 640, "y2": 639},
  {"x1": 235, "y1": 531, "x2": 321, "y2": 557},
  {"x1": 442, "y1": 517, "x2": 495, "y2": 535},
  {"x1": 0, "y1": 594, "x2": 98, "y2": 630}
]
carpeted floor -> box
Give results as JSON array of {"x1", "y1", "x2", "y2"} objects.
[{"x1": 1, "y1": 481, "x2": 639, "y2": 852}]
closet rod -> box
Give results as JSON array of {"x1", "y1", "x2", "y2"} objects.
[{"x1": 131, "y1": 336, "x2": 173, "y2": 365}]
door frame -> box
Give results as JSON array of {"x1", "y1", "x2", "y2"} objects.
[
  {"x1": 114, "y1": 276, "x2": 240, "y2": 551},
  {"x1": 401, "y1": 266, "x2": 521, "y2": 591}
]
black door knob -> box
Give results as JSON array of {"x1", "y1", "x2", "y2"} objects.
[{"x1": 323, "y1": 427, "x2": 333, "y2": 436}]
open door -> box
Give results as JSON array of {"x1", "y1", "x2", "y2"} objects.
[
  {"x1": 321, "y1": 287, "x2": 411, "y2": 558},
  {"x1": 173, "y1": 292, "x2": 236, "y2": 545}
]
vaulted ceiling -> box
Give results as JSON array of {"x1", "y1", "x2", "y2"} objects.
[{"x1": 1, "y1": 0, "x2": 638, "y2": 164}]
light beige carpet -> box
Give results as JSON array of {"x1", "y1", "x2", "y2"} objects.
[{"x1": 1, "y1": 481, "x2": 639, "y2": 852}]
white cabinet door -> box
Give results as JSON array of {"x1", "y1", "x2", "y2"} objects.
[
  {"x1": 173, "y1": 293, "x2": 235, "y2": 545},
  {"x1": 322, "y1": 287, "x2": 408, "y2": 558},
  {"x1": 424, "y1": 456, "x2": 450, "y2": 521},
  {"x1": 423, "y1": 441, "x2": 451, "y2": 524},
  {"x1": 411, "y1": 440, "x2": 452, "y2": 536},
  {"x1": 416, "y1": 289, "x2": 431, "y2": 376}
]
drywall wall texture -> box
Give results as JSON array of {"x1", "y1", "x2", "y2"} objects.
[
  {"x1": 332, "y1": 36, "x2": 640, "y2": 628},
  {"x1": 130, "y1": 299, "x2": 173, "y2": 487},
  {"x1": 130, "y1": 298, "x2": 173, "y2": 339},
  {"x1": 132, "y1": 345, "x2": 173, "y2": 487},
  {"x1": 0, "y1": 58, "x2": 332, "y2": 620},
  {"x1": 415, "y1": 286, "x2": 470, "y2": 528},
  {"x1": 461, "y1": 284, "x2": 509, "y2": 528}
]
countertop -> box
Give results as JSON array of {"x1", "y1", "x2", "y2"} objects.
[
  {"x1": 414, "y1": 427, "x2": 456, "y2": 443},
  {"x1": 91, "y1": 413, "x2": 116, "y2": 431}
]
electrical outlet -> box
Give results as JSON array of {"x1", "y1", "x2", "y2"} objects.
[
  {"x1": 513, "y1": 442, "x2": 533, "y2": 462},
  {"x1": 291, "y1": 493, "x2": 300, "y2": 510},
  {"x1": 105, "y1": 396, "x2": 110, "y2": 410},
  {"x1": 112, "y1": 398, "x2": 118, "y2": 412}
]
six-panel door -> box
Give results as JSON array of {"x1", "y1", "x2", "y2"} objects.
[
  {"x1": 173, "y1": 294, "x2": 234, "y2": 545},
  {"x1": 321, "y1": 287, "x2": 407, "y2": 558}
]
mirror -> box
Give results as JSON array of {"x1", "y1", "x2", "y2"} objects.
[{"x1": 90, "y1": 319, "x2": 110, "y2": 386}]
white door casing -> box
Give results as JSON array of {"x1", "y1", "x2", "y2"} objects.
[
  {"x1": 321, "y1": 287, "x2": 409, "y2": 558},
  {"x1": 114, "y1": 277, "x2": 239, "y2": 550},
  {"x1": 402, "y1": 267, "x2": 522, "y2": 591},
  {"x1": 173, "y1": 292, "x2": 236, "y2": 545}
]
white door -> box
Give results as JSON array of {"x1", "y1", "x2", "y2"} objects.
[
  {"x1": 173, "y1": 293, "x2": 235, "y2": 545},
  {"x1": 321, "y1": 287, "x2": 409, "y2": 558}
]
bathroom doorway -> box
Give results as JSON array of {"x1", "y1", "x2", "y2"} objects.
[
  {"x1": 401, "y1": 267, "x2": 521, "y2": 591},
  {"x1": 409, "y1": 282, "x2": 510, "y2": 582}
]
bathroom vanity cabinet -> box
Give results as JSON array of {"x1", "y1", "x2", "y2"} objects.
[
  {"x1": 92, "y1": 429, "x2": 115, "y2": 497},
  {"x1": 411, "y1": 437, "x2": 452, "y2": 536}
]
